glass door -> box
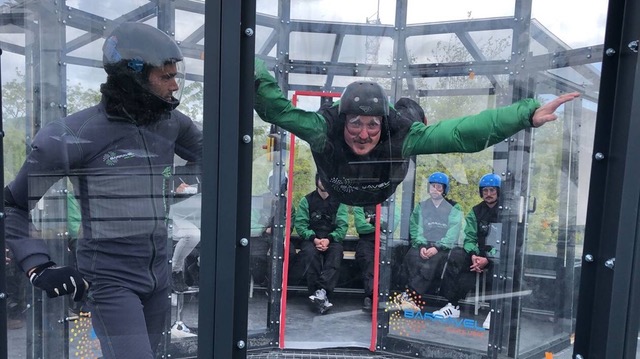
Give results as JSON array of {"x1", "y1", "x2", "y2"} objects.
[
  {"x1": 249, "y1": 0, "x2": 608, "y2": 357},
  {"x1": 2, "y1": 1, "x2": 207, "y2": 358}
]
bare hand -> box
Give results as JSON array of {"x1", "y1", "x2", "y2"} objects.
[
  {"x1": 531, "y1": 92, "x2": 580, "y2": 128},
  {"x1": 470, "y1": 255, "x2": 489, "y2": 273},
  {"x1": 176, "y1": 183, "x2": 190, "y2": 193},
  {"x1": 420, "y1": 247, "x2": 438, "y2": 259},
  {"x1": 314, "y1": 238, "x2": 329, "y2": 252}
]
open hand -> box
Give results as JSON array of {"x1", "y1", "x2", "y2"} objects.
[{"x1": 531, "y1": 92, "x2": 580, "y2": 128}]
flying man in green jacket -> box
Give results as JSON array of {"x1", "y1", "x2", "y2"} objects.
[{"x1": 254, "y1": 59, "x2": 579, "y2": 206}]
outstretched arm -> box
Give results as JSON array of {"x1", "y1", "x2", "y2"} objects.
[
  {"x1": 254, "y1": 59, "x2": 328, "y2": 152},
  {"x1": 403, "y1": 93, "x2": 580, "y2": 157}
]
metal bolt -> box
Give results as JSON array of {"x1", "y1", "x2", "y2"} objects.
[
  {"x1": 239, "y1": 238, "x2": 249, "y2": 247},
  {"x1": 605, "y1": 258, "x2": 615, "y2": 269},
  {"x1": 242, "y1": 135, "x2": 251, "y2": 143},
  {"x1": 605, "y1": 48, "x2": 616, "y2": 56},
  {"x1": 584, "y1": 254, "x2": 594, "y2": 262},
  {"x1": 236, "y1": 340, "x2": 246, "y2": 349},
  {"x1": 244, "y1": 28, "x2": 254, "y2": 37},
  {"x1": 0, "y1": 293, "x2": 6, "y2": 299},
  {"x1": 594, "y1": 152, "x2": 605, "y2": 160},
  {"x1": 576, "y1": 355, "x2": 584, "y2": 359}
]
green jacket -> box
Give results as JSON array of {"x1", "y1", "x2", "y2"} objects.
[
  {"x1": 255, "y1": 59, "x2": 539, "y2": 157},
  {"x1": 294, "y1": 193, "x2": 348, "y2": 243},
  {"x1": 353, "y1": 204, "x2": 401, "y2": 236},
  {"x1": 409, "y1": 198, "x2": 463, "y2": 250},
  {"x1": 463, "y1": 202, "x2": 499, "y2": 256},
  {"x1": 353, "y1": 206, "x2": 376, "y2": 236}
]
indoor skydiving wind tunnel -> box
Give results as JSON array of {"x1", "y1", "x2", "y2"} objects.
[{"x1": 0, "y1": 0, "x2": 635, "y2": 358}]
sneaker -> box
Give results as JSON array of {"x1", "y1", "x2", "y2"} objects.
[
  {"x1": 309, "y1": 288, "x2": 327, "y2": 303},
  {"x1": 171, "y1": 271, "x2": 189, "y2": 292},
  {"x1": 433, "y1": 303, "x2": 460, "y2": 319},
  {"x1": 395, "y1": 292, "x2": 420, "y2": 312},
  {"x1": 483, "y1": 312, "x2": 491, "y2": 330},
  {"x1": 362, "y1": 297, "x2": 373, "y2": 312},
  {"x1": 318, "y1": 298, "x2": 333, "y2": 314}
]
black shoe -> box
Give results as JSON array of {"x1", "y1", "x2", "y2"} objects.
[
  {"x1": 171, "y1": 271, "x2": 189, "y2": 292},
  {"x1": 362, "y1": 297, "x2": 372, "y2": 312},
  {"x1": 317, "y1": 299, "x2": 333, "y2": 315}
]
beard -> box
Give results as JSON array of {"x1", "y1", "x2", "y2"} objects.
[{"x1": 100, "y1": 76, "x2": 179, "y2": 125}]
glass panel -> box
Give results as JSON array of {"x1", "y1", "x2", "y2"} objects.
[
  {"x1": 291, "y1": 0, "x2": 396, "y2": 25},
  {"x1": 2, "y1": 1, "x2": 205, "y2": 358},
  {"x1": 247, "y1": 116, "x2": 287, "y2": 341},
  {"x1": 253, "y1": 0, "x2": 606, "y2": 357},
  {"x1": 530, "y1": 1, "x2": 608, "y2": 55},
  {"x1": 407, "y1": 0, "x2": 515, "y2": 23}
]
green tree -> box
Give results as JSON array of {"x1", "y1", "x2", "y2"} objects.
[
  {"x1": 3, "y1": 70, "x2": 29, "y2": 182},
  {"x1": 66, "y1": 83, "x2": 101, "y2": 115}
]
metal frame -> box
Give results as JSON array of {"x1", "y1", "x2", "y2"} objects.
[
  {"x1": 0, "y1": 48, "x2": 7, "y2": 359},
  {"x1": 199, "y1": 1, "x2": 255, "y2": 359},
  {"x1": 573, "y1": 0, "x2": 640, "y2": 357},
  {"x1": 1, "y1": 0, "x2": 639, "y2": 358}
]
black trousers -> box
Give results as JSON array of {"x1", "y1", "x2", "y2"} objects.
[
  {"x1": 403, "y1": 247, "x2": 449, "y2": 295},
  {"x1": 298, "y1": 240, "x2": 343, "y2": 296},
  {"x1": 440, "y1": 247, "x2": 491, "y2": 305},
  {"x1": 86, "y1": 283, "x2": 169, "y2": 359},
  {"x1": 355, "y1": 238, "x2": 375, "y2": 298}
]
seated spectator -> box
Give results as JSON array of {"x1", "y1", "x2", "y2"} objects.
[
  {"x1": 353, "y1": 199, "x2": 401, "y2": 312},
  {"x1": 403, "y1": 172, "x2": 463, "y2": 302},
  {"x1": 295, "y1": 174, "x2": 348, "y2": 314},
  {"x1": 250, "y1": 170, "x2": 294, "y2": 287},
  {"x1": 433, "y1": 173, "x2": 502, "y2": 330}
]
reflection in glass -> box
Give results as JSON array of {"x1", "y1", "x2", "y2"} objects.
[
  {"x1": 2, "y1": 13, "x2": 204, "y2": 358},
  {"x1": 253, "y1": 0, "x2": 598, "y2": 357}
]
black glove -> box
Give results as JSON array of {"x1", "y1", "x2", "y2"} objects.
[{"x1": 28, "y1": 261, "x2": 90, "y2": 302}]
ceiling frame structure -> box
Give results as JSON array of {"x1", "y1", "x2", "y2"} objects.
[{"x1": 0, "y1": 0, "x2": 600, "y2": 105}]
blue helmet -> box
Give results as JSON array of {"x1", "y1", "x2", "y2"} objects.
[
  {"x1": 478, "y1": 173, "x2": 501, "y2": 197},
  {"x1": 428, "y1": 172, "x2": 450, "y2": 195}
]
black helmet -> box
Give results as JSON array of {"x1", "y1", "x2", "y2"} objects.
[
  {"x1": 338, "y1": 81, "x2": 389, "y2": 118},
  {"x1": 102, "y1": 22, "x2": 185, "y2": 109},
  {"x1": 395, "y1": 97, "x2": 426, "y2": 125}
]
